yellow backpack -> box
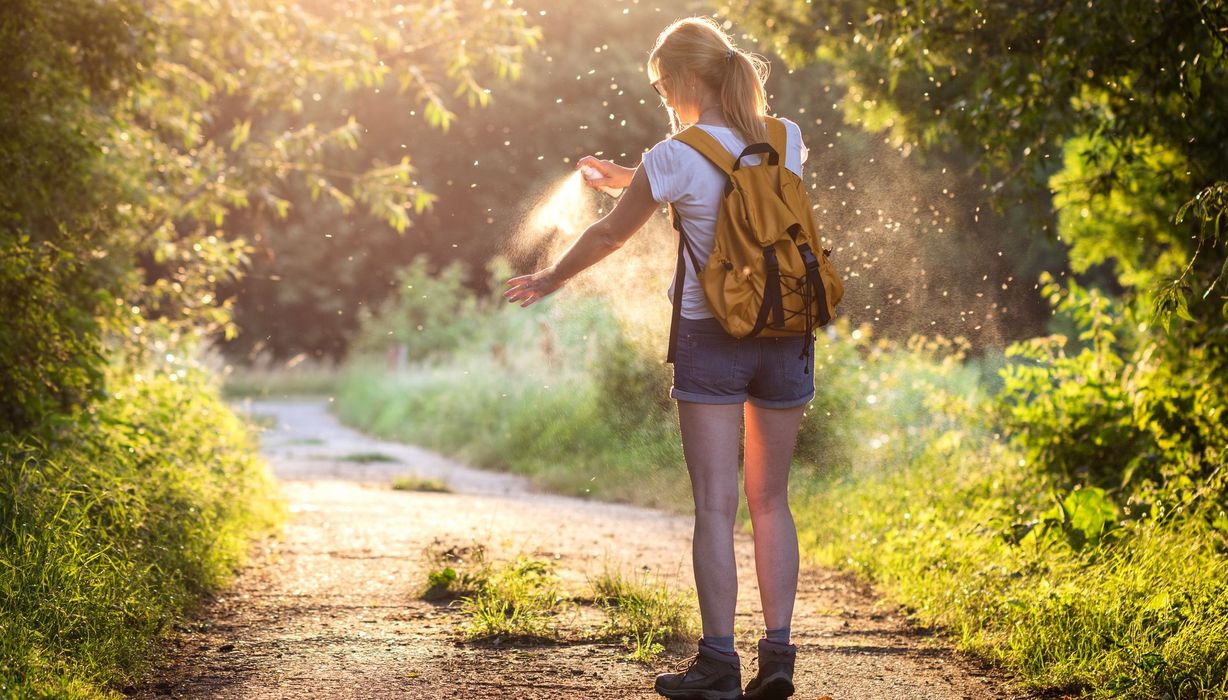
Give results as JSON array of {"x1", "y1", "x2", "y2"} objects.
[{"x1": 666, "y1": 116, "x2": 844, "y2": 365}]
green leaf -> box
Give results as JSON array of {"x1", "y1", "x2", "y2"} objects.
[{"x1": 229, "y1": 119, "x2": 251, "y2": 151}]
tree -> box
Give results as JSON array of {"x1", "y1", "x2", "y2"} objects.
[
  {"x1": 219, "y1": 0, "x2": 684, "y2": 361},
  {"x1": 1, "y1": 0, "x2": 150, "y2": 431},
  {"x1": 0, "y1": 0, "x2": 539, "y2": 432},
  {"x1": 727, "y1": 0, "x2": 1227, "y2": 321},
  {"x1": 727, "y1": 0, "x2": 1228, "y2": 493}
]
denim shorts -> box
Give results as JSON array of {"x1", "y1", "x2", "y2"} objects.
[{"x1": 670, "y1": 316, "x2": 816, "y2": 408}]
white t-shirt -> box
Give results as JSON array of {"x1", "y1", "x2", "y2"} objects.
[{"x1": 642, "y1": 117, "x2": 808, "y2": 320}]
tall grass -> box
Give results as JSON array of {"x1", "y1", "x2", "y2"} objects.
[
  {"x1": 336, "y1": 286, "x2": 689, "y2": 509},
  {"x1": 795, "y1": 331, "x2": 1227, "y2": 697},
  {"x1": 336, "y1": 260, "x2": 1227, "y2": 698},
  {"x1": 0, "y1": 365, "x2": 283, "y2": 698},
  {"x1": 798, "y1": 429, "x2": 1228, "y2": 698},
  {"x1": 219, "y1": 357, "x2": 340, "y2": 399}
]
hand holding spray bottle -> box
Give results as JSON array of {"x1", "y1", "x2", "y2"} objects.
[{"x1": 579, "y1": 164, "x2": 624, "y2": 198}]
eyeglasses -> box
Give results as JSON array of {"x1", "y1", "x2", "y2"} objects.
[{"x1": 651, "y1": 78, "x2": 666, "y2": 98}]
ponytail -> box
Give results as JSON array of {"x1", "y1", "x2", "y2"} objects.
[{"x1": 721, "y1": 49, "x2": 769, "y2": 145}]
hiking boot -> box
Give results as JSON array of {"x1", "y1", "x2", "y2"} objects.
[
  {"x1": 742, "y1": 638, "x2": 796, "y2": 699},
  {"x1": 654, "y1": 639, "x2": 743, "y2": 699}
]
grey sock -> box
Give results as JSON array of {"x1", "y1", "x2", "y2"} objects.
[
  {"x1": 702, "y1": 635, "x2": 736, "y2": 655},
  {"x1": 764, "y1": 626, "x2": 791, "y2": 645}
]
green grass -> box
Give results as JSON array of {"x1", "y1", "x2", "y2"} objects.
[
  {"x1": 221, "y1": 360, "x2": 339, "y2": 399},
  {"x1": 0, "y1": 364, "x2": 283, "y2": 698},
  {"x1": 793, "y1": 434, "x2": 1228, "y2": 699},
  {"x1": 335, "y1": 298, "x2": 690, "y2": 511},
  {"x1": 421, "y1": 544, "x2": 696, "y2": 659},
  {"x1": 458, "y1": 558, "x2": 566, "y2": 641},
  {"x1": 339, "y1": 451, "x2": 398, "y2": 464},
  {"x1": 391, "y1": 474, "x2": 451, "y2": 493},
  {"x1": 589, "y1": 568, "x2": 698, "y2": 662},
  {"x1": 420, "y1": 542, "x2": 566, "y2": 641}
]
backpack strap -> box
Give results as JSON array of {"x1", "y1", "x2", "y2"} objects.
[
  {"x1": 672, "y1": 126, "x2": 736, "y2": 175},
  {"x1": 765, "y1": 116, "x2": 788, "y2": 153},
  {"x1": 765, "y1": 116, "x2": 788, "y2": 193},
  {"x1": 665, "y1": 204, "x2": 705, "y2": 364},
  {"x1": 677, "y1": 119, "x2": 788, "y2": 182}
]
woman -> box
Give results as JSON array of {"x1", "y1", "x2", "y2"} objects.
[{"x1": 504, "y1": 16, "x2": 810, "y2": 700}]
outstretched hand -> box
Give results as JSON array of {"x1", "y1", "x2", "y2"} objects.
[
  {"x1": 507, "y1": 161, "x2": 650, "y2": 309},
  {"x1": 504, "y1": 269, "x2": 563, "y2": 308}
]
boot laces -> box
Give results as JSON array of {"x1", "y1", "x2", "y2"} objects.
[{"x1": 671, "y1": 652, "x2": 701, "y2": 674}]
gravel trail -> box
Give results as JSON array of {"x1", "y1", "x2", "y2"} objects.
[{"x1": 135, "y1": 399, "x2": 1026, "y2": 699}]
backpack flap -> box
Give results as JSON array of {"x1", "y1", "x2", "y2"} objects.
[{"x1": 704, "y1": 162, "x2": 810, "y2": 337}]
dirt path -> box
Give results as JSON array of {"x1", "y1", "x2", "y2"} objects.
[{"x1": 135, "y1": 399, "x2": 1026, "y2": 699}]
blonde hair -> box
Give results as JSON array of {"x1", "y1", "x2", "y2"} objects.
[{"x1": 648, "y1": 17, "x2": 770, "y2": 144}]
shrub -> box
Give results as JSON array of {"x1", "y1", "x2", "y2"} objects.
[
  {"x1": 0, "y1": 365, "x2": 282, "y2": 698},
  {"x1": 999, "y1": 273, "x2": 1228, "y2": 503},
  {"x1": 349, "y1": 256, "x2": 481, "y2": 363}
]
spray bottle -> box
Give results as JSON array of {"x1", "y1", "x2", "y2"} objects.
[{"x1": 580, "y1": 165, "x2": 624, "y2": 198}]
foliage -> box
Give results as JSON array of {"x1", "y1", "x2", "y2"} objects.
[
  {"x1": 0, "y1": 365, "x2": 282, "y2": 698},
  {"x1": 1165, "y1": 181, "x2": 1228, "y2": 324},
  {"x1": 727, "y1": 0, "x2": 1228, "y2": 545},
  {"x1": 1, "y1": 7, "x2": 535, "y2": 692},
  {"x1": 0, "y1": 0, "x2": 149, "y2": 432},
  {"x1": 0, "y1": 241, "x2": 108, "y2": 432},
  {"x1": 792, "y1": 423, "x2": 1228, "y2": 699},
  {"x1": 1000, "y1": 273, "x2": 1228, "y2": 501},
  {"x1": 422, "y1": 543, "x2": 491, "y2": 601},
  {"x1": 219, "y1": 0, "x2": 692, "y2": 361},
  {"x1": 0, "y1": 0, "x2": 538, "y2": 433},
  {"x1": 348, "y1": 257, "x2": 481, "y2": 362},
  {"x1": 728, "y1": 0, "x2": 1228, "y2": 317},
  {"x1": 224, "y1": 0, "x2": 1067, "y2": 362}
]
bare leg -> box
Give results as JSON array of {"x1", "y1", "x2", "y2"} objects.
[
  {"x1": 677, "y1": 400, "x2": 743, "y2": 640},
  {"x1": 743, "y1": 402, "x2": 805, "y2": 631}
]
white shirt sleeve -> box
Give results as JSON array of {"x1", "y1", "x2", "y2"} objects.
[
  {"x1": 642, "y1": 139, "x2": 693, "y2": 204},
  {"x1": 780, "y1": 116, "x2": 808, "y2": 175}
]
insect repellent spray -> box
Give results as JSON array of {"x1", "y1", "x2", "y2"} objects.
[{"x1": 580, "y1": 165, "x2": 624, "y2": 198}]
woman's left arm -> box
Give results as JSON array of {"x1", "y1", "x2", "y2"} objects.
[{"x1": 504, "y1": 165, "x2": 657, "y2": 307}]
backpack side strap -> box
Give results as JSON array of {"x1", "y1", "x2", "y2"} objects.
[{"x1": 665, "y1": 204, "x2": 704, "y2": 364}]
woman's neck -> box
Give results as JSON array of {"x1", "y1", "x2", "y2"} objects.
[{"x1": 693, "y1": 96, "x2": 727, "y2": 127}]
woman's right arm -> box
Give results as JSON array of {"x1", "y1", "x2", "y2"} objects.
[{"x1": 504, "y1": 165, "x2": 657, "y2": 308}]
